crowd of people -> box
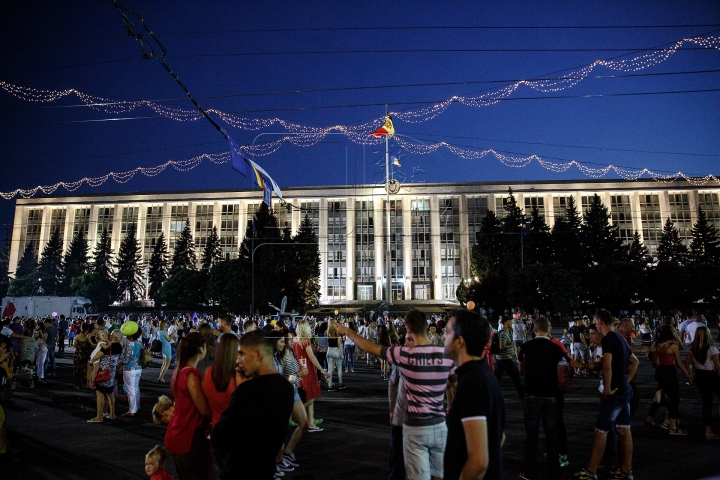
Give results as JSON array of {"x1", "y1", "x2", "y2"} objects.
[{"x1": 1, "y1": 307, "x2": 719, "y2": 479}]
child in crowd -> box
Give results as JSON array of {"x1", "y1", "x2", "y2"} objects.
[
  {"x1": 88, "y1": 329, "x2": 109, "y2": 386},
  {"x1": 145, "y1": 444, "x2": 174, "y2": 480}
]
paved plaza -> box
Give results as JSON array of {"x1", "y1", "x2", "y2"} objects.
[{"x1": 3, "y1": 330, "x2": 720, "y2": 479}]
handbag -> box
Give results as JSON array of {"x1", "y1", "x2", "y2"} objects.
[
  {"x1": 95, "y1": 368, "x2": 111, "y2": 383},
  {"x1": 140, "y1": 347, "x2": 153, "y2": 368},
  {"x1": 150, "y1": 339, "x2": 162, "y2": 353}
]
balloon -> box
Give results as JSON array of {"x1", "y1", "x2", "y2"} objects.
[
  {"x1": 52, "y1": 312, "x2": 58, "y2": 317},
  {"x1": 120, "y1": 320, "x2": 139, "y2": 336},
  {"x1": 466, "y1": 301, "x2": 475, "y2": 311}
]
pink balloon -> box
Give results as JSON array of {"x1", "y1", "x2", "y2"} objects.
[{"x1": 52, "y1": 312, "x2": 58, "y2": 317}]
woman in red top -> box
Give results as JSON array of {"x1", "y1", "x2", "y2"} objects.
[
  {"x1": 202, "y1": 333, "x2": 238, "y2": 429},
  {"x1": 165, "y1": 332, "x2": 214, "y2": 479},
  {"x1": 293, "y1": 320, "x2": 330, "y2": 431}
]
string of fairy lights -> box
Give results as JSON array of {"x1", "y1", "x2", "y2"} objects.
[
  {"x1": 1, "y1": 34, "x2": 719, "y2": 199},
  {"x1": 1, "y1": 34, "x2": 718, "y2": 140}
]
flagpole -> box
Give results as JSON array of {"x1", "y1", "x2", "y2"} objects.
[{"x1": 385, "y1": 106, "x2": 392, "y2": 306}]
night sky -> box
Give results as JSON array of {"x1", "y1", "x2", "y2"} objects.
[{"x1": 1, "y1": 2, "x2": 719, "y2": 241}]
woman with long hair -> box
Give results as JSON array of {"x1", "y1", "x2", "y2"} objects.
[
  {"x1": 73, "y1": 323, "x2": 92, "y2": 389},
  {"x1": 326, "y1": 321, "x2": 345, "y2": 391},
  {"x1": 647, "y1": 324, "x2": 693, "y2": 435},
  {"x1": 157, "y1": 321, "x2": 173, "y2": 383},
  {"x1": 165, "y1": 332, "x2": 213, "y2": 479},
  {"x1": 293, "y1": 320, "x2": 329, "y2": 432},
  {"x1": 685, "y1": 326, "x2": 720, "y2": 440},
  {"x1": 196, "y1": 323, "x2": 216, "y2": 375},
  {"x1": 342, "y1": 321, "x2": 356, "y2": 373},
  {"x1": 202, "y1": 333, "x2": 238, "y2": 429},
  {"x1": 87, "y1": 329, "x2": 123, "y2": 423},
  {"x1": 376, "y1": 324, "x2": 391, "y2": 380}
]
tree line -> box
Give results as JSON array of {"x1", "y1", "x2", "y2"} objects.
[
  {"x1": 465, "y1": 188, "x2": 720, "y2": 315},
  {"x1": 2, "y1": 203, "x2": 321, "y2": 315}
]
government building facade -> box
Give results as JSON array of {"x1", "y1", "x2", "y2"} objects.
[{"x1": 9, "y1": 179, "x2": 720, "y2": 309}]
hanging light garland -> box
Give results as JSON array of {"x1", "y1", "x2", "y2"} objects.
[{"x1": 1, "y1": 35, "x2": 717, "y2": 137}]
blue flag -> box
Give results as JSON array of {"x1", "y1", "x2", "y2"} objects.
[
  {"x1": 225, "y1": 131, "x2": 246, "y2": 176},
  {"x1": 263, "y1": 186, "x2": 272, "y2": 206}
]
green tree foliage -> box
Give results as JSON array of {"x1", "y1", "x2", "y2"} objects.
[
  {"x1": 92, "y1": 228, "x2": 114, "y2": 281},
  {"x1": 155, "y1": 269, "x2": 208, "y2": 308},
  {"x1": 62, "y1": 229, "x2": 90, "y2": 294},
  {"x1": 148, "y1": 233, "x2": 169, "y2": 298},
  {"x1": 71, "y1": 272, "x2": 116, "y2": 309},
  {"x1": 656, "y1": 218, "x2": 687, "y2": 264},
  {"x1": 581, "y1": 194, "x2": 626, "y2": 265},
  {"x1": 38, "y1": 228, "x2": 64, "y2": 294},
  {"x1": 115, "y1": 224, "x2": 143, "y2": 305},
  {"x1": 200, "y1": 226, "x2": 223, "y2": 271},
  {"x1": 583, "y1": 261, "x2": 645, "y2": 312},
  {"x1": 471, "y1": 210, "x2": 503, "y2": 277},
  {"x1": 8, "y1": 243, "x2": 37, "y2": 296},
  {"x1": 171, "y1": 220, "x2": 197, "y2": 273},
  {"x1": 206, "y1": 258, "x2": 252, "y2": 314},
  {"x1": 507, "y1": 264, "x2": 581, "y2": 314},
  {"x1": 0, "y1": 238, "x2": 10, "y2": 298},
  {"x1": 524, "y1": 205, "x2": 551, "y2": 265},
  {"x1": 552, "y1": 197, "x2": 583, "y2": 269},
  {"x1": 628, "y1": 231, "x2": 649, "y2": 265},
  {"x1": 240, "y1": 203, "x2": 281, "y2": 314},
  {"x1": 689, "y1": 207, "x2": 720, "y2": 265},
  {"x1": 288, "y1": 214, "x2": 321, "y2": 309}
]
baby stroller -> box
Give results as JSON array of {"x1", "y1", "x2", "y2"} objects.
[{"x1": 13, "y1": 338, "x2": 39, "y2": 389}]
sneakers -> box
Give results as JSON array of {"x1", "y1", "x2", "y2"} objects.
[
  {"x1": 276, "y1": 460, "x2": 295, "y2": 472},
  {"x1": 609, "y1": 470, "x2": 634, "y2": 479},
  {"x1": 290, "y1": 420, "x2": 298, "y2": 427},
  {"x1": 337, "y1": 383, "x2": 347, "y2": 390},
  {"x1": 283, "y1": 452, "x2": 299, "y2": 467},
  {"x1": 327, "y1": 385, "x2": 337, "y2": 391},
  {"x1": 314, "y1": 418, "x2": 323, "y2": 425},
  {"x1": 559, "y1": 454, "x2": 569, "y2": 468},
  {"x1": 574, "y1": 468, "x2": 598, "y2": 480},
  {"x1": 307, "y1": 426, "x2": 323, "y2": 433}
]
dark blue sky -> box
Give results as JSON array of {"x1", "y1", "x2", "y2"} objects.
[{"x1": 1, "y1": 1, "x2": 719, "y2": 238}]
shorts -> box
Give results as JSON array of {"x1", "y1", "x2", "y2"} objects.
[
  {"x1": 293, "y1": 384, "x2": 301, "y2": 404},
  {"x1": 402, "y1": 422, "x2": 447, "y2": 480},
  {"x1": 514, "y1": 339, "x2": 524, "y2": 348},
  {"x1": 594, "y1": 392, "x2": 632, "y2": 434},
  {"x1": 573, "y1": 342, "x2": 587, "y2": 359}
]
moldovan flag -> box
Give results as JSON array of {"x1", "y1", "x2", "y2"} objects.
[
  {"x1": 392, "y1": 157, "x2": 401, "y2": 167},
  {"x1": 371, "y1": 116, "x2": 395, "y2": 137},
  {"x1": 2, "y1": 301, "x2": 15, "y2": 318},
  {"x1": 224, "y1": 130, "x2": 247, "y2": 176}
]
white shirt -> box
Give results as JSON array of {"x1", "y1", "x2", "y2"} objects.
[
  {"x1": 167, "y1": 325, "x2": 177, "y2": 344},
  {"x1": 685, "y1": 321, "x2": 704, "y2": 346},
  {"x1": 692, "y1": 345, "x2": 718, "y2": 371}
]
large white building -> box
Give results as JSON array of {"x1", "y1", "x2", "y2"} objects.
[{"x1": 9, "y1": 179, "x2": 720, "y2": 308}]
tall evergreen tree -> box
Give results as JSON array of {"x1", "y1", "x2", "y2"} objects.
[
  {"x1": 62, "y1": 229, "x2": 90, "y2": 293},
  {"x1": 552, "y1": 197, "x2": 583, "y2": 269},
  {"x1": 656, "y1": 218, "x2": 687, "y2": 264},
  {"x1": 240, "y1": 203, "x2": 281, "y2": 313},
  {"x1": 8, "y1": 243, "x2": 37, "y2": 296},
  {"x1": 525, "y1": 204, "x2": 551, "y2": 265},
  {"x1": 501, "y1": 187, "x2": 525, "y2": 235},
  {"x1": 689, "y1": 207, "x2": 720, "y2": 265},
  {"x1": 628, "y1": 231, "x2": 649, "y2": 265},
  {"x1": 200, "y1": 226, "x2": 223, "y2": 271},
  {"x1": 92, "y1": 228, "x2": 114, "y2": 281},
  {"x1": 0, "y1": 237, "x2": 10, "y2": 297},
  {"x1": 38, "y1": 228, "x2": 64, "y2": 294},
  {"x1": 115, "y1": 224, "x2": 143, "y2": 305},
  {"x1": 581, "y1": 194, "x2": 625, "y2": 265},
  {"x1": 292, "y1": 214, "x2": 321, "y2": 308},
  {"x1": 471, "y1": 209, "x2": 504, "y2": 277},
  {"x1": 148, "y1": 233, "x2": 169, "y2": 298},
  {"x1": 171, "y1": 219, "x2": 197, "y2": 273}
]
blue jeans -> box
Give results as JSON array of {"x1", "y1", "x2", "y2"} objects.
[
  {"x1": 523, "y1": 396, "x2": 560, "y2": 480},
  {"x1": 595, "y1": 390, "x2": 632, "y2": 433},
  {"x1": 403, "y1": 422, "x2": 447, "y2": 480},
  {"x1": 45, "y1": 347, "x2": 56, "y2": 375},
  {"x1": 343, "y1": 344, "x2": 355, "y2": 370},
  {"x1": 389, "y1": 424, "x2": 406, "y2": 480},
  {"x1": 495, "y1": 358, "x2": 525, "y2": 400}
]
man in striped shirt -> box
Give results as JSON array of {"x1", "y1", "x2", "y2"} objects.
[{"x1": 337, "y1": 309, "x2": 455, "y2": 480}]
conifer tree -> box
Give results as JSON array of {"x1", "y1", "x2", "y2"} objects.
[
  {"x1": 501, "y1": 187, "x2": 525, "y2": 235},
  {"x1": 115, "y1": 224, "x2": 143, "y2": 305},
  {"x1": 240, "y1": 203, "x2": 281, "y2": 313},
  {"x1": 8, "y1": 243, "x2": 37, "y2": 296},
  {"x1": 62, "y1": 229, "x2": 90, "y2": 293},
  {"x1": 292, "y1": 214, "x2": 321, "y2": 308},
  {"x1": 471, "y1": 209, "x2": 504, "y2": 276},
  {"x1": 92, "y1": 228, "x2": 114, "y2": 281},
  {"x1": 171, "y1": 219, "x2": 197, "y2": 273},
  {"x1": 200, "y1": 226, "x2": 223, "y2": 271},
  {"x1": 38, "y1": 228, "x2": 64, "y2": 294},
  {"x1": 0, "y1": 237, "x2": 10, "y2": 297},
  {"x1": 657, "y1": 218, "x2": 687, "y2": 264},
  {"x1": 689, "y1": 207, "x2": 720, "y2": 265},
  {"x1": 581, "y1": 194, "x2": 625, "y2": 265},
  {"x1": 525, "y1": 204, "x2": 551, "y2": 265},
  {"x1": 148, "y1": 233, "x2": 169, "y2": 298},
  {"x1": 628, "y1": 231, "x2": 649, "y2": 265}
]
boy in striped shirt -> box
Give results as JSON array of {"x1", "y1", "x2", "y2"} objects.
[{"x1": 337, "y1": 309, "x2": 455, "y2": 480}]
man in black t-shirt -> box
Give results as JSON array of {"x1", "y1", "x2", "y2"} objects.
[
  {"x1": 517, "y1": 316, "x2": 566, "y2": 480},
  {"x1": 213, "y1": 331, "x2": 294, "y2": 480},
  {"x1": 443, "y1": 309, "x2": 505, "y2": 480},
  {"x1": 568, "y1": 318, "x2": 588, "y2": 375}
]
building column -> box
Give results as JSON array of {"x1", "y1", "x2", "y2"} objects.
[
  {"x1": 629, "y1": 192, "x2": 642, "y2": 240},
  {"x1": 402, "y1": 199, "x2": 412, "y2": 300},
  {"x1": 212, "y1": 201, "x2": 222, "y2": 238},
  {"x1": 345, "y1": 198, "x2": 355, "y2": 301},
  {"x1": 62, "y1": 208, "x2": 73, "y2": 255},
  {"x1": 9, "y1": 206, "x2": 25, "y2": 275},
  {"x1": 430, "y1": 195, "x2": 442, "y2": 300},
  {"x1": 318, "y1": 199, "x2": 328, "y2": 304},
  {"x1": 39, "y1": 206, "x2": 52, "y2": 251},
  {"x1": 136, "y1": 204, "x2": 148, "y2": 264},
  {"x1": 187, "y1": 202, "x2": 197, "y2": 267},
  {"x1": 458, "y1": 194, "x2": 470, "y2": 281},
  {"x1": 87, "y1": 205, "x2": 99, "y2": 251},
  {"x1": 688, "y1": 190, "x2": 700, "y2": 224},
  {"x1": 238, "y1": 202, "x2": 247, "y2": 247},
  {"x1": 291, "y1": 199, "x2": 300, "y2": 236},
  {"x1": 658, "y1": 191, "x2": 671, "y2": 226},
  {"x1": 111, "y1": 204, "x2": 123, "y2": 253},
  {"x1": 374, "y1": 198, "x2": 384, "y2": 301}
]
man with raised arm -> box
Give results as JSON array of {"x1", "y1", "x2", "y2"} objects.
[{"x1": 337, "y1": 309, "x2": 455, "y2": 480}]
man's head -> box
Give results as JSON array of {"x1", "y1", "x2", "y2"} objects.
[
  {"x1": 43, "y1": 318, "x2": 53, "y2": 325},
  {"x1": 444, "y1": 309, "x2": 491, "y2": 361},
  {"x1": 502, "y1": 316, "x2": 512, "y2": 330},
  {"x1": 533, "y1": 316, "x2": 551, "y2": 336},
  {"x1": 594, "y1": 309, "x2": 614, "y2": 334},
  {"x1": 695, "y1": 313, "x2": 704, "y2": 323},
  {"x1": 588, "y1": 325, "x2": 602, "y2": 347},
  {"x1": 238, "y1": 330, "x2": 274, "y2": 377},
  {"x1": 243, "y1": 319, "x2": 258, "y2": 333},
  {"x1": 404, "y1": 309, "x2": 429, "y2": 336},
  {"x1": 617, "y1": 317, "x2": 634, "y2": 337},
  {"x1": 218, "y1": 314, "x2": 233, "y2": 333}
]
